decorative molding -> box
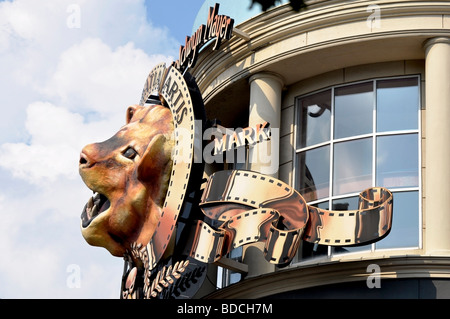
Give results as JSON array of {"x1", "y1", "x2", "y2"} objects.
[
  {"x1": 191, "y1": 1, "x2": 450, "y2": 104},
  {"x1": 423, "y1": 36, "x2": 450, "y2": 51},
  {"x1": 205, "y1": 256, "x2": 450, "y2": 299},
  {"x1": 249, "y1": 72, "x2": 284, "y2": 87},
  {"x1": 232, "y1": 28, "x2": 251, "y2": 42}
]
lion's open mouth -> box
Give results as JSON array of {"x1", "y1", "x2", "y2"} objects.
[{"x1": 81, "y1": 192, "x2": 111, "y2": 228}]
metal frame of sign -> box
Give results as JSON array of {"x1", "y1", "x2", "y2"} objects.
[{"x1": 139, "y1": 63, "x2": 207, "y2": 269}]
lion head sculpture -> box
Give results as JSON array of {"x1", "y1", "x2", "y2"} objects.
[{"x1": 79, "y1": 104, "x2": 174, "y2": 258}]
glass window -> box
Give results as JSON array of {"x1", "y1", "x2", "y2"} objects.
[
  {"x1": 294, "y1": 76, "x2": 421, "y2": 262},
  {"x1": 376, "y1": 134, "x2": 419, "y2": 188},
  {"x1": 334, "y1": 82, "x2": 373, "y2": 139},
  {"x1": 375, "y1": 191, "x2": 419, "y2": 249},
  {"x1": 376, "y1": 78, "x2": 419, "y2": 132},
  {"x1": 219, "y1": 246, "x2": 243, "y2": 287},
  {"x1": 296, "y1": 145, "x2": 330, "y2": 201},
  {"x1": 333, "y1": 138, "x2": 372, "y2": 196},
  {"x1": 297, "y1": 89, "x2": 331, "y2": 148}
]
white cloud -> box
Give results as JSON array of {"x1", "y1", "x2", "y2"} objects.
[
  {"x1": 0, "y1": 182, "x2": 124, "y2": 298},
  {"x1": 0, "y1": 0, "x2": 178, "y2": 298},
  {"x1": 0, "y1": 102, "x2": 81, "y2": 183},
  {"x1": 0, "y1": 100, "x2": 119, "y2": 184},
  {"x1": 0, "y1": 0, "x2": 178, "y2": 143},
  {"x1": 41, "y1": 38, "x2": 172, "y2": 115}
]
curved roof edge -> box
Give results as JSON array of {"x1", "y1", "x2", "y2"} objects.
[{"x1": 191, "y1": 0, "x2": 289, "y2": 34}]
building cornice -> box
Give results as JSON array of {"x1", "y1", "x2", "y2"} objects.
[
  {"x1": 204, "y1": 256, "x2": 450, "y2": 299},
  {"x1": 191, "y1": 1, "x2": 450, "y2": 105}
]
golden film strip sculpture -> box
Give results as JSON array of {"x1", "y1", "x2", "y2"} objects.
[{"x1": 186, "y1": 170, "x2": 393, "y2": 266}]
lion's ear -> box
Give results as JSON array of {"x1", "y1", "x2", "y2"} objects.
[
  {"x1": 137, "y1": 134, "x2": 172, "y2": 183},
  {"x1": 126, "y1": 105, "x2": 138, "y2": 124}
]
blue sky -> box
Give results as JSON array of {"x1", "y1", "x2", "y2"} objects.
[
  {"x1": 146, "y1": 0, "x2": 205, "y2": 44},
  {"x1": 0, "y1": 0, "x2": 207, "y2": 299},
  {"x1": 0, "y1": 0, "x2": 268, "y2": 299}
]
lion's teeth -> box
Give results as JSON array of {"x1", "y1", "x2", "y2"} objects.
[
  {"x1": 91, "y1": 205, "x2": 98, "y2": 218},
  {"x1": 87, "y1": 196, "x2": 94, "y2": 209},
  {"x1": 93, "y1": 192, "x2": 100, "y2": 201}
]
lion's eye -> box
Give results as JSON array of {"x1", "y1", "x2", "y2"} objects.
[{"x1": 122, "y1": 147, "x2": 138, "y2": 160}]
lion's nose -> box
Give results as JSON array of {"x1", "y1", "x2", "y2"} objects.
[
  {"x1": 79, "y1": 152, "x2": 89, "y2": 166},
  {"x1": 79, "y1": 144, "x2": 97, "y2": 169}
]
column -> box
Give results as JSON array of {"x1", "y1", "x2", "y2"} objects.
[
  {"x1": 244, "y1": 72, "x2": 283, "y2": 276},
  {"x1": 247, "y1": 72, "x2": 284, "y2": 177},
  {"x1": 424, "y1": 37, "x2": 450, "y2": 255}
]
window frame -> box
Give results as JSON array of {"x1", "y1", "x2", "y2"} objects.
[{"x1": 292, "y1": 75, "x2": 422, "y2": 261}]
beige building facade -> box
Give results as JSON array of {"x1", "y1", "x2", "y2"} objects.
[{"x1": 190, "y1": 0, "x2": 450, "y2": 298}]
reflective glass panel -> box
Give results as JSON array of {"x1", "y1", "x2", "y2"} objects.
[
  {"x1": 297, "y1": 89, "x2": 331, "y2": 148},
  {"x1": 227, "y1": 246, "x2": 243, "y2": 284},
  {"x1": 296, "y1": 145, "x2": 330, "y2": 201},
  {"x1": 333, "y1": 138, "x2": 372, "y2": 196},
  {"x1": 376, "y1": 77, "x2": 419, "y2": 132},
  {"x1": 376, "y1": 191, "x2": 419, "y2": 249},
  {"x1": 376, "y1": 134, "x2": 419, "y2": 188},
  {"x1": 334, "y1": 82, "x2": 373, "y2": 139}
]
